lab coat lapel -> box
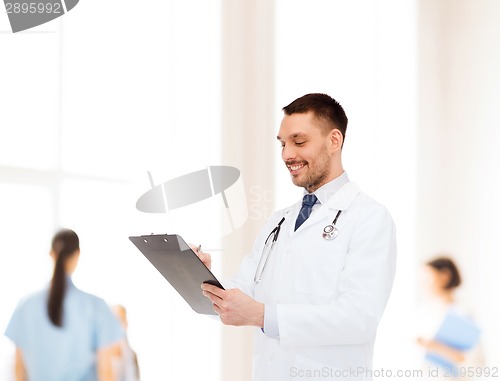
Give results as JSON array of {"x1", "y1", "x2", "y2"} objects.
[
  {"x1": 294, "y1": 182, "x2": 361, "y2": 232},
  {"x1": 286, "y1": 199, "x2": 304, "y2": 236},
  {"x1": 323, "y1": 181, "x2": 361, "y2": 211}
]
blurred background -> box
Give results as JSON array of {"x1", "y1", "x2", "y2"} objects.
[{"x1": 1, "y1": 0, "x2": 499, "y2": 380}]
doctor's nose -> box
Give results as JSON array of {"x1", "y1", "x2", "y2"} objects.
[{"x1": 281, "y1": 144, "x2": 297, "y2": 163}]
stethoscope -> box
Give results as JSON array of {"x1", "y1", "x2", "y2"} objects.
[
  {"x1": 254, "y1": 217, "x2": 285, "y2": 283},
  {"x1": 322, "y1": 210, "x2": 342, "y2": 240},
  {"x1": 254, "y1": 210, "x2": 342, "y2": 283}
]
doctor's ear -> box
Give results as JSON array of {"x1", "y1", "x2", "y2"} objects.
[{"x1": 329, "y1": 128, "x2": 343, "y2": 152}]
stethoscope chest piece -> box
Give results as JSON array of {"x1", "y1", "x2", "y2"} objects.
[
  {"x1": 322, "y1": 209, "x2": 342, "y2": 240},
  {"x1": 322, "y1": 224, "x2": 339, "y2": 240}
]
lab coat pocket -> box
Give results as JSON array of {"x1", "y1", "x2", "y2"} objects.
[{"x1": 294, "y1": 239, "x2": 347, "y2": 298}]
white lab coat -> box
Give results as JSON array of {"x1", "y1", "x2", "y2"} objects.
[{"x1": 225, "y1": 181, "x2": 397, "y2": 381}]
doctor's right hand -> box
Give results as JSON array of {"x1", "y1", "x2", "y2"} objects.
[{"x1": 189, "y1": 243, "x2": 212, "y2": 270}]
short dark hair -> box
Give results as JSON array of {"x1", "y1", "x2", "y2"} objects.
[
  {"x1": 427, "y1": 257, "x2": 462, "y2": 290},
  {"x1": 282, "y1": 93, "x2": 348, "y2": 144}
]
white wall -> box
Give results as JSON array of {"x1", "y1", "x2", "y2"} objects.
[
  {"x1": 418, "y1": 0, "x2": 500, "y2": 365},
  {"x1": 273, "y1": 0, "x2": 418, "y2": 373}
]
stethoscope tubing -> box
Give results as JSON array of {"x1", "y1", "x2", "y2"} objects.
[{"x1": 254, "y1": 211, "x2": 342, "y2": 283}]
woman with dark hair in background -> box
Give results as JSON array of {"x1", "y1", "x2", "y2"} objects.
[
  {"x1": 5, "y1": 229, "x2": 124, "y2": 381},
  {"x1": 417, "y1": 256, "x2": 483, "y2": 380}
]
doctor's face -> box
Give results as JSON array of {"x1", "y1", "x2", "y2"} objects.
[{"x1": 277, "y1": 112, "x2": 339, "y2": 193}]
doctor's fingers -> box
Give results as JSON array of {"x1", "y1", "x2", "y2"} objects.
[
  {"x1": 198, "y1": 252, "x2": 212, "y2": 269},
  {"x1": 190, "y1": 243, "x2": 212, "y2": 269},
  {"x1": 201, "y1": 283, "x2": 224, "y2": 297},
  {"x1": 202, "y1": 288, "x2": 224, "y2": 307}
]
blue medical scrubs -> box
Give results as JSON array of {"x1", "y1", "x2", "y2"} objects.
[{"x1": 5, "y1": 278, "x2": 124, "y2": 381}]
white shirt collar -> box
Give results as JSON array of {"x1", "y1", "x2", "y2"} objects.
[{"x1": 303, "y1": 171, "x2": 350, "y2": 206}]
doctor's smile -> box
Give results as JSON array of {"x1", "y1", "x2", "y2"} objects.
[{"x1": 286, "y1": 161, "x2": 307, "y2": 175}]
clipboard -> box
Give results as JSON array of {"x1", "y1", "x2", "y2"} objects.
[
  {"x1": 129, "y1": 234, "x2": 224, "y2": 315},
  {"x1": 425, "y1": 310, "x2": 481, "y2": 372}
]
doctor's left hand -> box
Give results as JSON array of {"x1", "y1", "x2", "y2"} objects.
[{"x1": 201, "y1": 284, "x2": 264, "y2": 328}]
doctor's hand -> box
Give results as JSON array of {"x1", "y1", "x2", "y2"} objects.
[
  {"x1": 189, "y1": 243, "x2": 212, "y2": 270},
  {"x1": 416, "y1": 337, "x2": 465, "y2": 363},
  {"x1": 201, "y1": 284, "x2": 264, "y2": 328}
]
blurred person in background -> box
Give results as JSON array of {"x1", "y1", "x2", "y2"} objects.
[
  {"x1": 4, "y1": 228, "x2": 124, "y2": 381},
  {"x1": 111, "y1": 305, "x2": 140, "y2": 381},
  {"x1": 417, "y1": 256, "x2": 484, "y2": 380}
]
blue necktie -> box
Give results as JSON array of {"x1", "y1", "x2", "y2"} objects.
[{"x1": 295, "y1": 194, "x2": 318, "y2": 231}]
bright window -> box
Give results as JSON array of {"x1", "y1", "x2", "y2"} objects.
[{"x1": 0, "y1": 1, "x2": 222, "y2": 380}]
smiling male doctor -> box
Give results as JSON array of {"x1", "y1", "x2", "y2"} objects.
[{"x1": 201, "y1": 93, "x2": 397, "y2": 380}]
